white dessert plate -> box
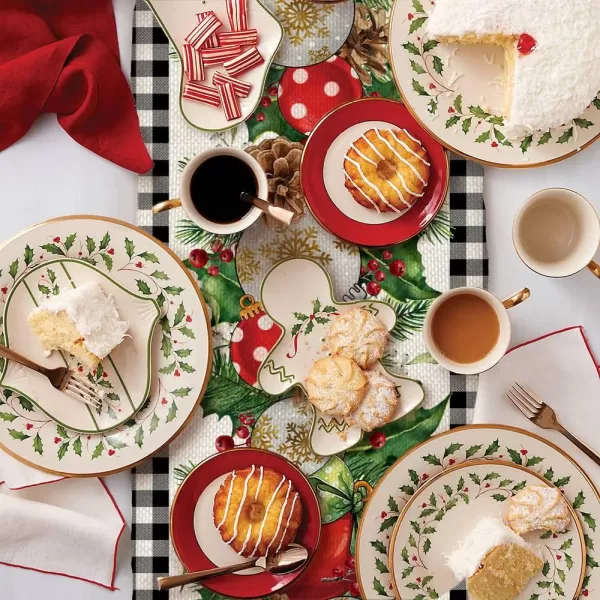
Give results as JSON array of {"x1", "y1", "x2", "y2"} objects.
[
  {"x1": 389, "y1": 460, "x2": 585, "y2": 599},
  {"x1": 256, "y1": 258, "x2": 425, "y2": 456},
  {"x1": 145, "y1": 0, "x2": 283, "y2": 131},
  {"x1": 2, "y1": 259, "x2": 160, "y2": 434},
  {"x1": 388, "y1": 0, "x2": 600, "y2": 167},
  {"x1": 356, "y1": 425, "x2": 599, "y2": 600},
  {"x1": 0, "y1": 216, "x2": 211, "y2": 477}
]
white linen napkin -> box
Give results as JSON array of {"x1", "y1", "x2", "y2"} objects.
[
  {"x1": 0, "y1": 450, "x2": 125, "y2": 590},
  {"x1": 475, "y1": 326, "x2": 600, "y2": 480}
]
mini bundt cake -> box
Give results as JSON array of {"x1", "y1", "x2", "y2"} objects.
[
  {"x1": 213, "y1": 465, "x2": 303, "y2": 558},
  {"x1": 346, "y1": 369, "x2": 399, "y2": 431},
  {"x1": 343, "y1": 128, "x2": 430, "y2": 213},
  {"x1": 327, "y1": 308, "x2": 388, "y2": 369}
]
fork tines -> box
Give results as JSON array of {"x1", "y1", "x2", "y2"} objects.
[
  {"x1": 65, "y1": 375, "x2": 103, "y2": 409},
  {"x1": 506, "y1": 382, "x2": 542, "y2": 418}
]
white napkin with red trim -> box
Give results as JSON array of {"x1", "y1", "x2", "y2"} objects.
[
  {"x1": 0, "y1": 450, "x2": 125, "y2": 590},
  {"x1": 474, "y1": 326, "x2": 600, "y2": 479}
]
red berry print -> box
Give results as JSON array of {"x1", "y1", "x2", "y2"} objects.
[
  {"x1": 220, "y1": 249, "x2": 234, "y2": 263},
  {"x1": 382, "y1": 250, "x2": 393, "y2": 260},
  {"x1": 491, "y1": 141, "x2": 498, "y2": 148},
  {"x1": 369, "y1": 431, "x2": 386, "y2": 448},
  {"x1": 135, "y1": 262, "x2": 142, "y2": 268},
  {"x1": 186, "y1": 315, "x2": 192, "y2": 323},
  {"x1": 207, "y1": 266, "x2": 219, "y2": 276},
  {"x1": 53, "y1": 237, "x2": 60, "y2": 243},
  {"x1": 54, "y1": 437, "x2": 61, "y2": 444},
  {"x1": 26, "y1": 423, "x2": 33, "y2": 430},
  {"x1": 108, "y1": 248, "x2": 115, "y2": 255},
  {"x1": 260, "y1": 97, "x2": 271, "y2": 107},
  {"x1": 556, "y1": 554, "x2": 562, "y2": 560},
  {"x1": 448, "y1": 458, "x2": 455, "y2": 465},
  {"x1": 389, "y1": 259, "x2": 406, "y2": 277},
  {"x1": 87, "y1": 435, "x2": 91, "y2": 440},
  {"x1": 583, "y1": 590, "x2": 589, "y2": 597},
  {"x1": 345, "y1": 555, "x2": 356, "y2": 570},
  {"x1": 408, "y1": 13, "x2": 414, "y2": 19},
  {"x1": 381, "y1": 511, "x2": 387, "y2": 518},
  {"x1": 448, "y1": 107, "x2": 455, "y2": 113},
  {"x1": 374, "y1": 270, "x2": 386, "y2": 282},
  {"x1": 77, "y1": 366, "x2": 83, "y2": 373},
  {"x1": 421, "y1": 473, "x2": 429, "y2": 481},
  {"x1": 429, "y1": 83, "x2": 436, "y2": 90},
  {"x1": 215, "y1": 435, "x2": 234, "y2": 452},
  {"x1": 520, "y1": 449, "x2": 528, "y2": 455},
  {"x1": 332, "y1": 566, "x2": 344, "y2": 577},
  {"x1": 103, "y1": 372, "x2": 108, "y2": 378},
  {"x1": 256, "y1": 112, "x2": 266, "y2": 122},
  {"x1": 108, "y1": 449, "x2": 115, "y2": 456},
  {"x1": 349, "y1": 581, "x2": 360, "y2": 597},
  {"x1": 517, "y1": 33, "x2": 537, "y2": 55},
  {"x1": 359, "y1": 265, "x2": 368, "y2": 277},
  {"x1": 174, "y1": 369, "x2": 181, "y2": 377},
  {"x1": 366, "y1": 281, "x2": 381, "y2": 296},
  {"x1": 78, "y1": 252, "x2": 82, "y2": 256},
  {"x1": 416, "y1": 577, "x2": 422, "y2": 584},
  {"x1": 463, "y1": 488, "x2": 469, "y2": 493},
  {"x1": 268, "y1": 85, "x2": 277, "y2": 96},
  {"x1": 0, "y1": 287, "x2": 6, "y2": 295},
  {"x1": 367, "y1": 259, "x2": 379, "y2": 271},
  {"x1": 422, "y1": 503, "x2": 427, "y2": 509},
  {"x1": 236, "y1": 425, "x2": 250, "y2": 439},
  {"x1": 485, "y1": 483, "x2": 491, "y2": 488},
  {"x1": 412, "y1": 555, "x2": 418, "y2": 562},
  {"x1": 189, "y1": 248, "x2": 209, "y2": 269},
  {"x1": 161, "y1": 397, "x2": 168, "y2": 405},
  {"x1": 211, "y1": 239, "x2": 224, "y2": 253}
]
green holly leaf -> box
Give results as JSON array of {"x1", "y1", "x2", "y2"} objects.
[
  {"x1": 582, "y1": 512, "x2": 597, "y2": 531},
  {"x1": 138, "y1": 251, "x2": 159, "y2": 264},
  {"x1": 422, "y1": 40, "x2": 438, "y2": 52},
  {"x1": 101, "y1": 253, "x2": 113, "y2": 271},
  {"x1": 161, "y1": 334, "x2": 172, "y2": 359},
  {"x1": 388, "y1": 496, "x2": 400, "y2": 513},
  {"x1": 432, "y1": 55, "x2": 443, "y2": 75},
  {"x1": 80, "y1": 257, "x2": 96, "y2": 266},
  {"x1": 91, "y1": 441, "x2": 104, "y2": 458},
  {"x1": 173, "y1": 302, "x2": 185, "y2": 326},
  {"x1": 538, "y1": 131, "x2": 552, "y2": 145},
  {"x1": 40, "y1": 244, "x2": 64, "y2": 256},
  {"x1": 171, "y1": 387, "x2": 192, "y2": 397},
  {"x1": 175, "y1": 349, "x2": 193, "y2": 358},
  {"x1": 412, "y1": 0, "x2": 425, "y2": 11},
  {"x1": 554, "y1": 476, "x2": 571, "y2": 488},
  {"x1": 57, "y1": 441, "x2": 69, "y2": 460},
  {"x1": 380, "y1": 516, "x2": 397, "y2": 532},
  {"x1": 412, "y1": 79, "x2": 428, "y2": 96},
  {"x1": 484, "y1": 440, "x2": 500, "y2": 456},
  {"x1": 55, "y1": 424, "x2": 69, "y2": 439},
  {"x1": 374, "y1": 557, "x2": 389, "y2": 573},
  {"x1": 422, "y1": 526, "x2": 436, "y2": 534},
  {"x1": 73, "y1": 437, "x2": 82, "y2": 456},
  {"x1": 304, "y1": 320, "x2": 314, "y2": 335},
  {"x1": 557, "y1": 128, "x2": 574, "y2": 144},
  {"x1": 475, "y1": 131, "x2": 491, "y2": 143},
  {"x1": 151, "y1": 270, "x2": 169, "y2": 280},
  {"x1": 149, "y1": 413, "x2": 160, "y2": 434},
  {"x1": 544, "y1": 467, "x2": 554, "y2": 481},
  {"x1": 105, "y1": 436, "x2": 127, "y2": 449},
  {"x1": 428, "y1": 493, "x2": 437, "y2": 507},
  {"x1": 179, "y1": 326, "x2": 196, "y2": 339},
  {"x1": 585, "y1": 534, "x2": 594, "y2": 550},
  {"x1": 402, "y1": 42, "x2": 420, "y2": 56},
  {"x1": 491, "y1": 493, "x2": 506, "y2": 502},
  {"x1": 423, "y1": 454, "x2": 442, "y2": 466},
  {"x1": 23, "y1": 245, "x2": 33, "y2": 266},
  {"x1": 371, "y1": 539, "x2": 387, "y2": 554},
  {"x1": 469, "y1": 105, "x2": 490, "y2": 118},
  {"x1": 452, "y1": 95, "x2": 463, "y2": 113},
  {"x1": 0, "y1": 411, "x2": 17, "y2": 422},
  {"x1": 559, "y1": 538, "x2": 573, "y2": 550},
  {"x1": 409, "y1": 16, "x2": 427, "y2": 33},
  {"x1": 507, "y1": 448, "x2": 522, "y2": 465},
  {"x1": 539, "y1": 530, "x2": 553, "y2": 539},
  {"x1": 462, "y1": 117, "x2": 472, "y2": 134},
  {"x1": 542, "y1": 561, "x2": 550, "y2": 577},
  {"x1": 18, "y1": 397, "x2": 33, "y2": 411},
  {"x1": 423, "y1": 538, "x2": 431, "y2": 554},
  {"x1": 8, "y1": 428, "x2": 30, "y2": 441},
  {"x1": 410, "y1": 60, "x2": 426, "y2": 75},
  {"x1": 445, "y1": 115, "x2": 460, "y2": 128},
  {"x1": 465, "y1": 445, "x2": 482, "y2": 459},
  {"x1": 125, "y1": 238, "x2": 135, "y2": 258},
  {"x1": 520, "y1": 135, "x2": 533, "y2": 153},
  {"x1": 483, "y1": 472, "x2": 501, "y2": 481},
  {"x1": 443, "y1": 443, "x2": 462, "y2": 458},
  {"x1": 469, "y1": 473, "x2": 481, "y2": 485},
  {"x1": 526, "y1": 456, "x2": 543, "y2": 467},
  {"x1": 64, "y1": 233, "x2": 77, "y2": 250},
  {"x1": 409, "y1": 469, "x2": 419, "y2": 485},
  {"x1": 97, "y1": 232, "x2": 110, "y2": 251},
  {"x1": 179, "y1": 362, "x2": 195, "y2": 374},
  {"x1": 163, "y1": 286, "x2": 184, "y2": 296},
  {"x1": 400, "y1": 485, "x2": 415, "y2": 496},
  {"x1": 166, "y1": 401, "x2": 178, "y2": 423},
  {"x1": 408, "y1": 533, "x2": 416, "y2": 547},
  {"x1": 136, "y1": 280, "x2": 152, "y2": 295},
  {"x1": 401, "y1": 566, "x2": 414, "y2": 579},
  {"x1": 443, "y1": 485, "x2": 453, "y2": 497},
  {"x1": 134, "y1": 426, "x2": 144, "y2": 448},
  {"x1": 38, "y1": 284, "x2": 50, "y2": 295},
  {"x1": 574, "y1": 117, "x2": 593, "y2": 129},
  {"x1": 427, "y1": 98, "x2": 438, "y2": 115},
  {"x1": 587, "y1": 554, "x2": 599, "y2": 568},
  {"x1": 372, "y1": 577, "x2": 388, "y2": 596},
  {"x1": 159, "y1": 362, "x2": 176, "y2": 375},
  {"x1": 86, "y1": 236, "x2": 96, "y2": 254},
  {"x1": 45, "y1": 269, "x2": 56, "y2": 284}
]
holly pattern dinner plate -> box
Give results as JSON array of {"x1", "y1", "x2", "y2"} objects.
[
  {"x1": 0, "y1": 216, "x2": 211, "y2": 476},
  {"x1": 390, "y1": 461, "x2": 586, "y2": 599},
  {"x1": 356, "y1": 425, "x2": 599, "y2": 600},
  {"x1": 388, "y1": 0, "x2": 600, "y2": 168}
]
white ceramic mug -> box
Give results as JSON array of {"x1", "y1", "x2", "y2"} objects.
[
  {"x1": 152, "y1": 147, "x2": 266, "y2": 234},
  {"x1": 513, "y1": 187, "x2": 600, "y2": 279},
  {"x1": 423, "y1": 287, "x2": 530, "y2": 375}
]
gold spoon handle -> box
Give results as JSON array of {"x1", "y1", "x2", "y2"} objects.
[{"x1": 157, "y1": 559, "x2": 258, "y2": 591}]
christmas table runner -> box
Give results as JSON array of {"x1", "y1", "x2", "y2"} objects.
[{"x1": 131, "y1": 1, "x2": 486, "y2": 598}]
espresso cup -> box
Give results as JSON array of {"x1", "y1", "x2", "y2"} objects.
[
  {"x1": 152, "y1": 147, "x2": 266, "y2": 234},
  {"x1": 423, "y1": 287, "x2": 530, "y2": 375},
  {"x1": 513, "y1": 188, "x2": 600, "y2": 279}
]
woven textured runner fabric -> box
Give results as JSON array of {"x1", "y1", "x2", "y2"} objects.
[{"x1": 131, "y1": 1, "x2": 486, "y2": 598}]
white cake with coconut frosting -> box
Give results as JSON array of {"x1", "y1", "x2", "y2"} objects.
[{"x1": 427, "y1": 0, "x2": 600, "y2": 135}]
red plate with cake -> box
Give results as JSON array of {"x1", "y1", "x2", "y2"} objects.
[
  {"x1": 170, "y1": 448, "x2": 321, "y2": 598},
  {"x1": 300, "y1": 98, "x2": 449, "y2": 247}
]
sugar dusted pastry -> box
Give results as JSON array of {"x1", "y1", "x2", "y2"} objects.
[
  {"x1": 305, "y1": 356, "x2": 367, "y2": 417},
  {"x1": 506, "y1": 485, "x2": 571, "y2": 535},
  {"x1": 447, "y1": 517, "x2": 543, "y2": 600},
  {"x1": 28, "y1": 282, "x2": 129, "y2": 369},
  {"x1": 214, "y1": 465, "x2": 303, "y2": 558},
  {"x1": 327, "y1": 308, "x2": 388, "y2": 369},
  {"x1": 346, "y1": 369, "x2": 398, "y2": 431}
]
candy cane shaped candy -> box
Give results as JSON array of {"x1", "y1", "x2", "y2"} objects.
[
  {"x1": 183, "y1": 82, "x2": 221, "y2": 107},
  {"x1": 196, "y1": 11, "x2": 219, "y2": 48},
  {"x1": 182, "y1": 44, "x2": 205, "y2": 82},
  {"x1": 218, "y1": 30, "x2": 259, "y2": 47},
  {"x1": 223, "y1": 47, "x2": 264, "y2": 77},
  {"x1": 217, "y1": 81, "x2": 242, "y2": 120},
  {"x1": 226, "y1": 0, "x2": 248, "y2": 31},
  {"x1": 213, "y1": 72, "x2": 252, "y2": 97},
  {"x1": 200, "y1": 46, "x2": 243, "y2": 67},
  {"x1": 185, "y1": 13, "x2": 222, "y2": 50}
]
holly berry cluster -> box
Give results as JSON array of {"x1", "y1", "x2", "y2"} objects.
[
  {"x1": 359, "y1": 250, "x2": 407, "y2": 296},
  {"x1": 325, "y1": 555, "x2": 360, "y2": 597},
  {"x1": 215, "y1": 413, "x2": 256, "y2": 452},
  {"x1": 189, "y1": 238, "x2": 234, "y2": 276}
]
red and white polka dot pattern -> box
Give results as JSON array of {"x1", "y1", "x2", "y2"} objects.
[{"x1": 278, "y1": 56, "x2": 363, "y2": 135}]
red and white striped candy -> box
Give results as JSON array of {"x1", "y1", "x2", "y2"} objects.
[
  {"x1": 218, "y1": 30, "x2": 259, "y2": 47},
  {"x1": 213, "y1": 71, "x2": 252, "y2": 97},
  {"x1": 200, "y1": 46, "x2": 243, "y2": 67},
  {"x1": 196, "y1": 11, "x2": 219, "y2": 48},
  {"x1": 226, "y1": 0, "x2": 248, "y2": 31},
  {"x1": 182, "y1": 44, "x2": 205, "y2": 82},
  {"x1": 217, "y1": 81, "x2": 242, "y2": 120},
  {"x1": 183, "y1": 82, "x2": 221, "y2": 107},
  {"x1": 185, "y1": 13, "x2": 222, "y2": 50},
  {"x1": 223, "y1": 47, "x2": 264, "y2": 78}
]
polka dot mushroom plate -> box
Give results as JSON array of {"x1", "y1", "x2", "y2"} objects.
[
  {"x1": 301, "y1": 98, "x2": 449, "y2": 247},
  {"x1": 256, "y1": 258, "x2": 425, "y2": 456}
]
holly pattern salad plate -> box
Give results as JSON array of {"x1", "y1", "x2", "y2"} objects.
[
  {"x1": 0, "y1": 216, "x2": 211, "y2": 477},
  {"x1": 389, "y1": 460, "x2": 586, "y2": 599},
  {"x1": 356, "y1": 425, "x2": 599, "y2": 599},
  {"x1": 388, "y1": 0, "x2": 600, "y2": 167}
]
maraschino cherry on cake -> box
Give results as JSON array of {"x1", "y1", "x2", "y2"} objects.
[{"x1": 427, "y1": 0, "x2": 600, "y2": 134}]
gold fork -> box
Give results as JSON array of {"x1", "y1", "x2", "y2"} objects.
[
  {"x1": 507, "y1": 382, "x2": 600, "y2": 467},
  {"x1": 0, "y1": 345, "x2": 102, "y2": 410}
]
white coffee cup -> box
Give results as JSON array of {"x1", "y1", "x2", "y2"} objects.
[
  {"x1": 423, "y1": 287, "x2": 530, "y2": 375},
  {"x1": 513, "y1": 187, "x2": 600, "y2": 279},
  {"x1": 152, "y1": 147, "x2": 266, "y2": 234}
]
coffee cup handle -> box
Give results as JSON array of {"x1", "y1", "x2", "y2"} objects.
[
  {"x1": 152, "y1": 198, "x2": 182, "y2": 214},
  {"x1": 501, "y1": 287, "x2": 531, "y2": 309},
  {"x1": 588, "y1": 261, "x2": 600, "y2": 278}
]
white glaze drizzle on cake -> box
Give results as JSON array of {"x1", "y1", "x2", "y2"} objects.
[
  {"x1": 250, "y1": 474, "x2": 287, "y2": 557},
  {"x1": 343, "y1": 156, "x2": 402, "y2": 212},
  {"x1": 264, "y1": 479, "x2": 293, "y2": 556},
  {"x1": 276, "y1": 492, "x2": 300, "y2": 554},
  {"x1": 216, "y1": 470, "x2": 237, "y2": 529},
  {"x1": 427, "y1": 0, "x2": 600, "y2": 133},
  {"x1": 238, "y1": 465, "x2": 264, "y2": 556},
  {"x1": 344, "y1": 175, "x2": 383, "y2": 213},
  {"x1": 225, "y1": 465, "x2": 255, "y2": 546}
]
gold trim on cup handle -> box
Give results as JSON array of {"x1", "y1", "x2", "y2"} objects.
[
  {"x1": 501, "y1": 287, "x2": 531, "y2": 309},
  {"x1": 152, "y1": 198, "x2": 181, "y2": 214},
  {"x1": 588, "y1": 260, "x2": 600, "y2": 278}
]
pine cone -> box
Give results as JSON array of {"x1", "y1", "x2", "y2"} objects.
[
  {"x1": 339, "y1": 5, "x2": 389, "y2": 87},
  {"x1": 246, "y1": 137, "x2": 305, "y2": 229}
]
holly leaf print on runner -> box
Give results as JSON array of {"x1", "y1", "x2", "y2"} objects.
[{"x1": 309, "y1": 456, "x2": 355, "y2": 524}]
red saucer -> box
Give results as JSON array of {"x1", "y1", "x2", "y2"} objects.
[
  {"x1": 171, "y1": 448, "x2": 321, "y2": 598},
  {"x1": 301, "y1": 98, "x2": 449, "y2": 247}
]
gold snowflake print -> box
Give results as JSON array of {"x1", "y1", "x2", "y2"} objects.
[
  {"x1": 277, "y1": 421, "x2": 319, "y2": 465},
  {"x1": 309, "y1": 46, "x2": 332, "y2": 64},
  {"x1": 333, "y1": 238, "x2": 359, "y2": 255},
  {"x1": 236, "y1": 247, "x2": 261, "y2": 285},
  {"x1": 251, "y1": 414, "x2": 279, "y2": 451},
  {"x1": 275, "y1": 0, "x2": 335, "y2": 47},
  {"x1": 259, "y1": 226, "x2": 332, "y2": 266}
]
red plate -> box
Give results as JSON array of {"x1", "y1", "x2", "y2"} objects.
[
  {"x1": 171, "y1": 448, "x2": 321, "y2": 598},
  {"x1": 301, "y1": 98, "x2": 449, "y2": 247}
]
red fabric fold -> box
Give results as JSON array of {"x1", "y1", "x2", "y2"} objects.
[{"x1": 0, "y1": 0, "x2": 153, "y2": 174}]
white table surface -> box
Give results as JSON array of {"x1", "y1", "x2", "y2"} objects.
[{"x1": 0, "y1": 1, "x2": 599, "y2": 598}]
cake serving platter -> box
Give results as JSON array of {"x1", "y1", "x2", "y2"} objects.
[
  {"x1": 389, "y1": 460, "x2": 586, "y2": 599},
  {"x1": 0, "y1": 216, "x2": 211, "y2": 477},
  {"x1": 300, "y1": 98, "x2": 449, "y2": 247},
  {"x1": 389, "y1": 0, "x2": 600, "y2": 168},
  {"x1": 256, "y1": 258, "x2": 425, "y2": 456},
  {"x1": 2, "y1": 259, "x2": 161, "y2": 434},
  {"x1": 170, "y1": 447, "x2": 321, "y2": 598},
  {"x1": 356, "y1": 425, "x2": 600, "y2": 600}
]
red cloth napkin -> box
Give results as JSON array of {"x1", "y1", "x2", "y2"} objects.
[{"x1": 0, "y1": 0, "x2": 153, "y2": 174}]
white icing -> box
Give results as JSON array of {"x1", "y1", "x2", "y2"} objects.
[
  {"x1": 226, "y1": 465, "x2": 255, "y2": 546},
  {"x1": 344, "y1": 156, "x2": 400, "y2": 213},
  {"x1": 264, "y1": 480, "x2": 292, "y2": 556},
  {"x1": 216, "y1": 470, "x2": 236, "y2": 529},
  {"x1": 428, "y1": 0, "x2": 600, "y2": 132},
  {"x1": 32, "y1": 282, "x2": 129, "y2": 359},
  {"x1": 275, "y1": 492, "x2": 300, "y2": 554},
  {"x1": 344, "y1": 175, "x2": 382, "y2": 213},
  {"x1": 237, "y1": 465, "x2": 264, "y2": 556},
  {"x1": 447, "y1": 517, "x2": 541, "y2": 579},
  {"x1": 387, "y1": 129, "x2": 431, "y2": 166},
  {"x1": 251, "y1": 474, "x2": 286, "y2": 557}
]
